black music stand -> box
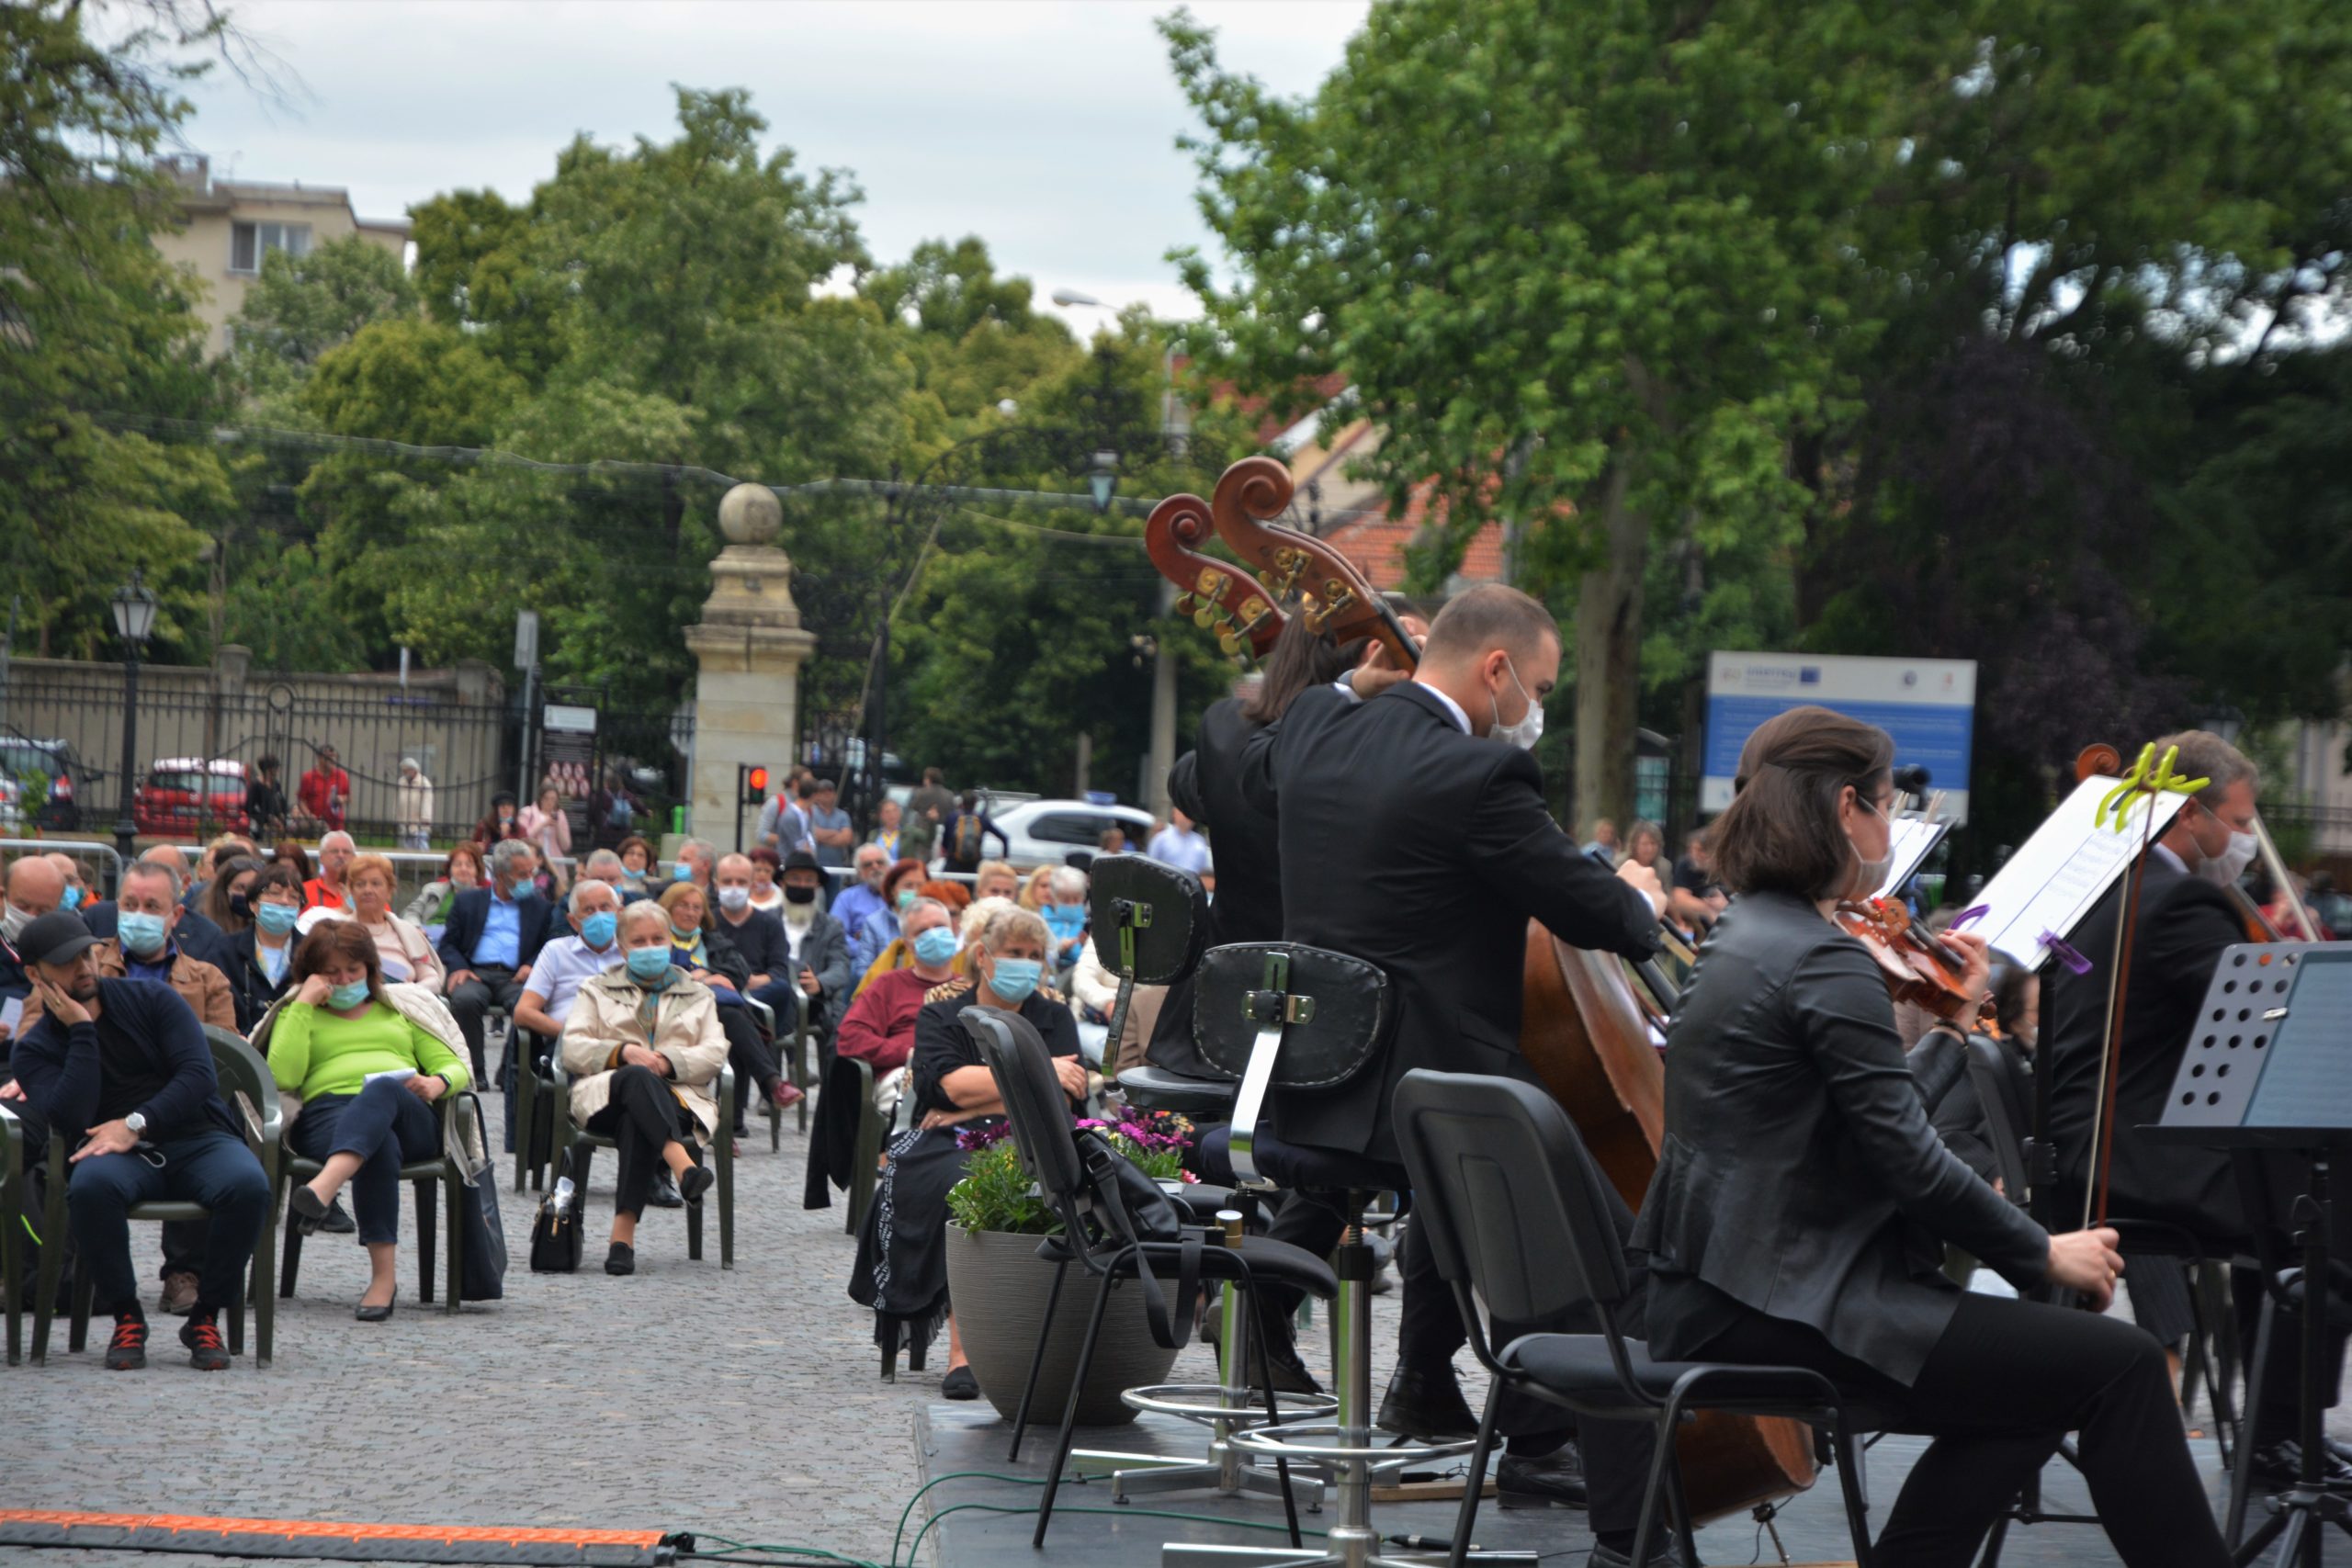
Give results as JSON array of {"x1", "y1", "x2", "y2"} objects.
[{"x1": 2147, "y1": 942, "x2": 2352, "y2": 1567}]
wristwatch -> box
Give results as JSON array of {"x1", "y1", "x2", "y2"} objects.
[{"x1": 125, "y1": 1111, "x2": 147, "y2": 1135}]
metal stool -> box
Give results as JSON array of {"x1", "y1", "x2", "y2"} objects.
[{"x1": 1166, "y1": 943, "x2": 1532, "y2": 1568}]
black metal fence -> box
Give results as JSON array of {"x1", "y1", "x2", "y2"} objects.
[{"x1": 0, "y1": 668, "x2": 691, "y2": 852}]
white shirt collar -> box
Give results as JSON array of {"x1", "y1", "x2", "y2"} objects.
[
  {"x1": 2151, "y1": 841, "x2": 2188, "y2": 875},
  {"x1": 1410, "y1": 679, "x2": 1474, "y2": 735}
]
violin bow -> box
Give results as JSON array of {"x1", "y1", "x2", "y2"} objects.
[{"x1": 2079, "y1": 743, "x2": 2210, "y2": 1230}]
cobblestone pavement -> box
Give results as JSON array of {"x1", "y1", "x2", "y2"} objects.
[{"x1": 8, "y1": 1068, "x2": 2346, "y2": 1568}]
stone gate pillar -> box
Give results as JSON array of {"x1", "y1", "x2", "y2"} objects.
[{"x1": 683, "y1": 484, "x2": 816, "y2": 847}]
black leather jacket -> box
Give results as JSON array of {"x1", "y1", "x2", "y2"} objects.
[{"x1": 1631, "y1": 890, "x2": 2049, "y2": 1385}]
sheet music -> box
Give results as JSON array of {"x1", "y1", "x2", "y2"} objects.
[
  {"x1": 1970, "y1": 774, "x2": 2188, "y2": 966},
  {"x1": 1872, "y1": 817, "x2": 1947, "y2": 900}
]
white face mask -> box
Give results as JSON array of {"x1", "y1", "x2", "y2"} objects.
[
  {"x1": 1847, "y1": 796, "x2": 1894, "y2": 898},
  {"x1": 716, "y1": 886, "x2": 751, "y2": 914},
  {"x1": 1487, "y1": 656, "x2": 1544, "y2": 751},
  {"x1": 0, "y1": 903, "x2": 28, "y2": 943},
  {"x1": 2193, "y1": 817, "x2": 2260, "y2": 888}
]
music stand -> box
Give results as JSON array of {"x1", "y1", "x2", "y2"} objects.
[{"x1": 2148, "y1": 942, "x2": 2352, "y2": 1566}]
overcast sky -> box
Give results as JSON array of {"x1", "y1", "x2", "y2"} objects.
[{"x1": 174, "y1": 0, "x2": 1366, "y2": 327}]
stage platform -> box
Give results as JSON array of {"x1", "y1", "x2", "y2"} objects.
[{"x1": 915, "y1": 1404, "x2": 2337, "y2": 1567}]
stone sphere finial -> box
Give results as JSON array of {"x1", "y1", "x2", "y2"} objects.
[{"x1": 718, "y1": 482, "x2": 782, "y2": 547}]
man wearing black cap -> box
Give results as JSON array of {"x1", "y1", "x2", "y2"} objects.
[{"x1": 7, "y1": 912, "x2": 270, "y2": 1371}]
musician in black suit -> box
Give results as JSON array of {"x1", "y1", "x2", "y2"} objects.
[
  {"x1": 2047, "y1": 728, "x2": 2352, "y2": 1484},
  {"x1": 435, "y1": 840, "x2": 556, "y2": 1085},
  {"x1": 1241, "y1": 585, "x2": 1672, "y2": 1558},
  {"x1": 1637, "y1": 705, "x2": 2221, "y2": 1568}
]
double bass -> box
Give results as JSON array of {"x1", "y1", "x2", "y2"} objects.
[{"x1": 1151, "y1": 457, "x2": 1818, "y2": 1521}]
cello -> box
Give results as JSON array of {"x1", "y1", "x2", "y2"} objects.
[{"x1": 1165, "y1": 457, "x2": 1819, "y2": 1521}]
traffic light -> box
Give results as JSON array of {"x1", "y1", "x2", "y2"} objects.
[{"x1": 740, "y1": 764, "x2": 769, "y2": 806}]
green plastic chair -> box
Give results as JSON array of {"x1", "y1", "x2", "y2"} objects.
[
  {"x1": 33, "y1": 1027, "x2": 281, "y2": 1368},
  {"x1": 549, "y1": 1055, "x2": 735, "y2": 1269},
  {"x1": 2, "y1": 1102, "x2": 24, "y2": 1365},
  {"x1": 278, "y1": 1089, "x2": 471, "y2": 1314},
  {"x1": 840, "y1": 1055, "x2": 883, "y2": 1237}
]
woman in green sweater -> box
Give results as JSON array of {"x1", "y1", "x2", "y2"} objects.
[{"x1": 266, "y1": 919, "x2": 470, "y2": 1320}]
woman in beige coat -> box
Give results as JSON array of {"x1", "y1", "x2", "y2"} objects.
[{"x1": 559, "y1": 900, "x2": 728, "y2": 1275}]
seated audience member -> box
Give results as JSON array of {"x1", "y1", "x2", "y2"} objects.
[
  {"x1": 188, "y1": 835, "x2": 256, "y2": 909},
  {"x1": 22, "y1": 861, "x2": 238, "y2": 1318},
  {"x1": 44, "y1": 852, "x2": 91, "y2": 916},
  {"x1": 1016, "y1": 865, "x2": 1055, "y2": 911},
  {"x1": 775, "y1": 852, "x2": 854, "y2": 1031},
  {"x1": 557, "y1": 901, "x2": 727, "y2": 1276},
  {"x1": 510, "y1": 878, "x2": 630, "y2": 1155},
  {"x1": 830, "y1": 843, "x2": 892, "y2": 940},
  {"x1": 672, "y1": 838, "x2": 717, "y2": 894},
  {"x1": 472, "y1": 791, "x2": 526, "y2": 849},
  {"x1": 274, "y1": 839, "x2": 314, "y2": 886},
  {"x1": 305, "y1": 830, "x2": 357, "y2": 914},
  {"x1": 1, "y1": 853, "x2": 69, "y2": 1042},
  {"x1": 344, "y1": 852, "x2": 445, "y2": 993},
  {"x1": 1067, "y1": 934, "x2": 1165, "y2": 1075},
  {"x1": 85, "y1": 847, "x2": 235, "y2": 976},
  {"x1": 747, "y1": 846, "x2": 786, "y2": 914},
  {"x1": 850, "y1": 902, "x2": 1080, "y2": 1398},
  {"x1": 833, "y1": 896, "x2": 958, "y2": 1116},
  {"x1": 404, "y1": 842, "x2": 486, "y2": 930},
  {"x1": 971, "y1": 860, "x2": 1020, "y2": 904},
  {"x1": 869, "y1": 796, "x2": 903, "y2": 862},
  {"x1": 659, "y1": 878, "x2": 792, "y2": 1137},
  {"x1": 579, "y1": 849, "x2": 628, "y2": 894},
  {"x1": 9, "y1": 911, "x2": 271, "y2": 1370},
  {"x1": 1038, "y1": 865, "x2": 1090, "y2": 976},
  {"x1": 851, "y1": 857, "x2": 925, "y2": 976},
  {"x1": 854, "y1": 879, "x2": 973, "y2": 997},
  {"x1": 615, "y1": 835, "x2": 656, "y2": 896},
  {"x1": 227, "y1": 864, "x2": 305, "y2": 1032},
  {"x1": 437, "y1": 840, "x2": 553, "y2": 1088},
  {"x1": 267, "y1": 920, "x2": 471, "y2": 1320},
  {"x1": 711, "y1": 854, "x2": 806, "y2": 1112},
  {"x1": 200, "y1": 853, "x2": 265, "y2": 941}
]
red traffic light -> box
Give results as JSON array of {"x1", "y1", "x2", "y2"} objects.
[
  {"x1": 747, "y1": 766, "x2": 769, "y2": 794},
  {"x1": 740, "y1": 763, "x2": 769, "y2": 806}
]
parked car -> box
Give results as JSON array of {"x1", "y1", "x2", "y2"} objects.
[
  {"x1": 990, "y1": 797, "x2": 1156, "y2": 871},
  {"x1": 0, "y1": 737, "x2": 85, "y2": 831},
  {"x1": 133, "y1": 757, "x2": 248, "y2": 839}
]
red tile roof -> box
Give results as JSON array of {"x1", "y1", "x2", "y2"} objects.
[{"x1": 1321, "y1": 481, "x2": 1510, "y2": 592}]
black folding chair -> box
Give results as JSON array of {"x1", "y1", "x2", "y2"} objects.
[{"x1": 1391, "y1": 1069, "x2": 1878, "y2": 1568}]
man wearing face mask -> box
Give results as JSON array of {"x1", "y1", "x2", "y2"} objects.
[
  {"x1": 774, "y1": 852, "x2": 854, "y2": 1040},
  {"x1": 2046, "y1": 728, "x2": 2352, "y2": 1485},
  {"x1": 83, "y1": 847, "x2": 236, "y2": 977},
  {"x1": 828, "y1": 844, "x2": 892, "y2": 948},
  {"x1": 0, "y1": 853, "x2": 69, "y2": 1049},
  {"x1": 514, "y1": 880, "x2": 631, "y2": 1154},
  {"x1": 1238, "y1": 582, "x2": 1670, "y2": 1540},
  {"x1": 709, "y1": 852, "x2": 808, "y2": 1114}
]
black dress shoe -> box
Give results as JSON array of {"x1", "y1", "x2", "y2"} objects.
[
  {"x1": 356, "y1": 1297, "x2": 396, "y2": 1323},
  {"x1": 288, "y1": 1187, "x2": 330, "y2": 1236},
  {"x1": 941, "y1": 1364, "x2": 980, "y2": 1400},
  {"x1": 1495, "y1": 1442, "x2": 1588, "y2": 1508},
  {"x1": 1376, "y1": 1364, "x2": 1478, "y2": 1442},
  {"x1": 320, "y1": 1197, "x2": 357, "y2": 1235},
  {"x1": 648, "y1": 1173, "x2": 684, "y2": 1209},
  {"x1": 676, "y1": 1164, "x2": 715, "y2": 1204},
  {"x1": 605, "y1": 1243, "x2": 636, "y2": 1276},
  {"x1": 2250, "y1": 1438, "x2": 2352, "y2": 1488},
  {"x1": 1262, "y1": 1342, "x2": 1324, "y2": 1398}
]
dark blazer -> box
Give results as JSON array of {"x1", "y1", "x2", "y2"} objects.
[
  {"x1": 2045, "y1": 853, "x2": 2248, "y2": 1240},
  {"x1": 11, "y1": 978, "x2": 239, "y2": 1143},
  {"x1": 435, "y1": 886, "x2": 556, "y2": 976},
  {"x1": 1150, "y1": 696, "x2": 1286, "y2": 1077},
  {"x1": 788, "y1": 910, "x2": 855, "y2": 1030},
  {"x1": 84, "y1": 901, "x2": 234, "y2": 976},
  {"x1": 1631, "y1": 891, "x2": 2049, "y2": 1384},
  {"x1": 1239, "y1": 681, "x2": 1658, "y2": 1161},
  {"x1": 222, "y1": 927, "x2": 297, "y2": 1034}
]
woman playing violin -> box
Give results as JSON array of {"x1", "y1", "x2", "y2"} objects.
[{"x1": 1631, "y1": 705, "x2": 2226, "y2": 1568}]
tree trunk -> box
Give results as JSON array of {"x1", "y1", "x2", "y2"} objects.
[{"x1": 1573, "y1": 455, "x2": 1646, "y2": 840}]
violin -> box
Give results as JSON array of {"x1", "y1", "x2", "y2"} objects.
[{"x1": 1834, "y1": 896, "x2": 1995, "y2": 1032}]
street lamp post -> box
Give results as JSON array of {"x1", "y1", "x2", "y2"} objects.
[{"x1": 109, "y1": 569, "x2": 158, "y2": 864}]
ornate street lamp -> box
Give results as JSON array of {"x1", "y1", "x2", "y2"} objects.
[{"x1": 109, "y1": 569, "x2": 158, "y2": 862}]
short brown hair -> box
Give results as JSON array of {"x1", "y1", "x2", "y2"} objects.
[
  {"x1": 274, "y1": 839, "x2": 313, "y2": 880},
  {"x1": 616, "y1": 834, "x2": 652, "y2": 865},
  {"x1": 345, "y1": 852, "x2": 398, "y2": 893},
  {"x1": 2150, "y1": 730, "x2": 2257, "y2": 808},
  {"x1": 293, "y1": 918, "x2": 390, "y2": 1007},
  {"x1": 657, "y1": 877, "x2": 710, "y2": 932},
  {"x1": 1421, "y1": 583, "x2": 1559, "y2": 666},
  {"x1": 1711, "y1": 705, "x2": 1894, "y2": 901}
]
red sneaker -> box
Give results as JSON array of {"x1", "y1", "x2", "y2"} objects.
[
  {"x1": 180, "y1": 1311, "x2": 231, "y2": 1371},
  {"x1": 105, "y1": 1312, "x2": 149, "y2": 1371}
]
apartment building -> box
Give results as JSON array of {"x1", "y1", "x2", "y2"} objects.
[{"x1": 153, "y1": 153, "x2": 411, "y2": 356}]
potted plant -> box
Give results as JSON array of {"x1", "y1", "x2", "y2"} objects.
[{"x1": 944, "y1": 1112, "x2": 1199, "y2": 1425}]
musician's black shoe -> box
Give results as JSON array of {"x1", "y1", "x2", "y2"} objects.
[
  {"x1": 2248, "y1": 1438, "x2": 2352, "y2": 1489},
  {"x1": 648, "y1": 1173, "x2": 684, "y2": 1210},
  {"x1": 1495, "y1": 1441, "x2": 1587, "y2": 1508},
  {"x1": 1376, "y1": 1364, "x2": 1478, "y2": 1442},
  {"x1": 1589, "y1": 1536, "x2": 1688, "y2": 1567}
]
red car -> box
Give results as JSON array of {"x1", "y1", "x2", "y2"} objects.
[{"x1": 133, "y1": 757, "x2": 249, "y2": 839}]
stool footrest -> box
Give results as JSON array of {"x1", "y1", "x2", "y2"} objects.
[
  {"x1": 1121, "y1": 1382, "x2": 1340, "y2": 1425},
  {"x1": 1228, "y1": 1422, "x2": 1470, "y2": 1467}
]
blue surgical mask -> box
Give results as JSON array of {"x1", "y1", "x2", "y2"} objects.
[
  {"x1": 986, "y1": 956, "x2": 1043, "y2": 1005},
  {"x1": 256, "y1": 902, "x2": 300, "y2": 935},
  {"x1": 118, "y1": 911, "x2": 169, "y2": 956},
  {"x1": 580, "y1": 910, "x2": 618, "y2": 949},
  {"x1": 1043, "y1": 903, "x2": 1086, "y2": 939},
  {"x1": 61, "y1": 886, "x2": 84, "y2": 911},
  {"x1": 626, "y1": 946, "x2": 673, "y2": 984},
  {"x1": 327, "y1": 978, "x2": 371, "y2": 1011},
  {"x1": 911, "y1": 926, "x2": 959, "y2": 967},
  {"x1": 672, "y1": 863, "x2": 692, "y2": 881}
]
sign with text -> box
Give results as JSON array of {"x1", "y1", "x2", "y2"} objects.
[{"x1": 1702, "y1": 652, "x2": 1977, "y2": 824}]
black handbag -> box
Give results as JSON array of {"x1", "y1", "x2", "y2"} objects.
[
  {"x1": 1073, "y1": 1128, "x2": 1200, "y2": 1350},
  {"x1": 451, "y1": 1093, "x2": 508, "y2": 1301},
  {"x1": 527, "y1": 1147, "x2": 586, "y2": 1274}
]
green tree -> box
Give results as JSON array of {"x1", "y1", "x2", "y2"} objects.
[{"x1": 224, "y1": 235, "x2": 418, "y2": 415}]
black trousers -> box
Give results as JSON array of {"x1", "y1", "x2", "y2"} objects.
[
  {"x1": 1700, "y1": 1293, "x2": 2229, "y2": 1568},
  {"x1": 715, "y1": 1003, "x2": 777, "y2": 1129},
  {"x1": 582, "y1": 1065, "x2": 699, "y2": 1220},
  {"x1": 447, "y1": 966, "x2": 526, "y2": 1084}
]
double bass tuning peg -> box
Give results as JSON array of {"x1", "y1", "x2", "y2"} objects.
[{"x1": 1174, "y1": 592, "x2": 1198, "y2": 617}]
